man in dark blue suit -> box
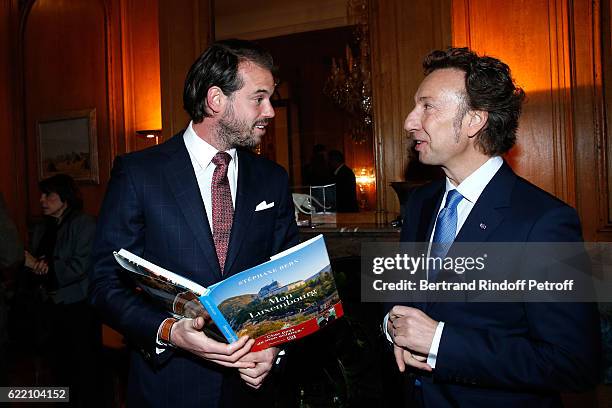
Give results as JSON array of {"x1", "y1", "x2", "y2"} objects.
[
  {"x1": 90, "y1": 39, "x2": 298, "y2": 407},
  {"x1": 385, "y1": 48, "x2": 600, "y2": 407}
]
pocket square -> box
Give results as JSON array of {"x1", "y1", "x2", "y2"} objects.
[{"x1": 255, "y1": 201, "x2": 274, "y2": 211}]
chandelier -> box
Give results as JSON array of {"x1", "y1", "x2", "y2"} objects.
[{"x1": 323, "y1": 0, "x2": 372, "y2": 144}]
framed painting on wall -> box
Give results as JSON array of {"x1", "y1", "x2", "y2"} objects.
[{"x1": 37, "y1": 109, "x2": 98, "y2": 183}]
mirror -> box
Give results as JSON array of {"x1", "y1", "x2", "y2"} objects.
[{"x1": 214, "y1": 1, "x2": 375, "y2": 216}]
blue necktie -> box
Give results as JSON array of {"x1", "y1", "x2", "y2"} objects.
[{"x1": 429, "y1": 189, "x2": 464, "y2": 282}]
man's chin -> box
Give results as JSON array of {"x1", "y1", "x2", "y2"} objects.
[
  {"x1": 417, "y1": 151, "x2": 436, "y2": 165},
  {"x1": 416, "y1": 152, "x2": 428, "y2": 163},
  {"x1": 234, "y1": 136, "x2": 261, "y2": 149},
  {"x1": 253, "y1": 127, "x2": 267, "y2": 138}
]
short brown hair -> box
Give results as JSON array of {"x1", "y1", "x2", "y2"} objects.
[{"x1": 423, "y1": 47, "x2": 525, "y2": 155}]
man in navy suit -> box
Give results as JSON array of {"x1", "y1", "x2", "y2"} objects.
[
  {"x1": 385, "y1": 48, "x2": 600, "y2": 407},
  {"x1": 90, "y1": 39, "x2": 298, "y2": 407}
]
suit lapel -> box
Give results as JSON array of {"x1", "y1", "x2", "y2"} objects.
[
  {"x1": 454, "y1": 162, "x2": 515, "y2": 243},
  {"x1": 427, "y1": 162, "x2": 516, "y2": 309},
  {"x1": 420, "y1": 190, "x2": 444, "y2": 242},
  {"x1": 403, "y1": 181, "x2": 444, "y2": 242},
  {"x1": 406, "y1": 184, "x2": 443, "y2": 311},
  {"x1": 162, "y1": 135, "x2": 222, "y2": 278},
  {"x1": 224, "y1": 150, "x2": 259, "y2": 275}
]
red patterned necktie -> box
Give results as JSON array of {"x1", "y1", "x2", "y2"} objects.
[{"x1": 211, "y1": 152, "x2": 234, "y2": 272}]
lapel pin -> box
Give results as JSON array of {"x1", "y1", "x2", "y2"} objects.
[{"x1": 479, "y1": 223, "x2": 487, "y2": 230}]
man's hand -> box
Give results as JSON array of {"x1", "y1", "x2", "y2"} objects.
[
  {"x1": 238, "y1": 347, "x2": 280, "y2": 389},
  {"x1": 393, "y1": 344, "x2": 431, "y2": 372},
  {"x1": 170, "y1": 316, "x2": 255, "y2": 368},
  {"x1": 388, "y1": 306, "x2": 438, "y2": 372},
  {"x1": 389, "y1": 305, "x2": 438, "y2": 354}
]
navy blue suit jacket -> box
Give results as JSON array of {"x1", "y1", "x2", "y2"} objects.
[
  {"x1": 397, "y1": 162, "x2": 600, "y2": 408},
  {"x1": 90, "y1": 133, "x2": 298, "y2": 407}
]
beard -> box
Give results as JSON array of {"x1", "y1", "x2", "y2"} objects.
[{"x1": 217, "y1": 102, "x2": 268, "y2": 149}]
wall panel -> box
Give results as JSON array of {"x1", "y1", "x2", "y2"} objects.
[
  {"x1": 453, "y1": 0, "x2": 609, "y2": 240},
  {"x1": 121, "y1": 0, "x2": 162, "y2": 153},
  {"x1": 159, "y1": 0, "x2": 213, "y2": 140},
  {"x1": 572, "y1": 0, "x2": 611, "y2": 240},
  {"x1": 453, "y1": 0, "x2": 573, "y2": 201},
  {"x1": 22, "y1": 0, "x2": 114, "y2": 217},
  {"x1": 370, "y1": 0, "x2": 452, "y2": 222},
  {"x1": 0, "y1": 0, "x2": 25, "y2": 234}
]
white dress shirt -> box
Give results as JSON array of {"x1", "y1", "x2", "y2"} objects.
[
  {"x1": 183, "y1": 121, "x2": 238, "y2": 230},
  {"x1": 384, "y1": 156, "x2": 503, "y2": 368}
]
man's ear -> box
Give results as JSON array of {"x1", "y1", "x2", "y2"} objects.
[
  {"x1": 466, "y1": 110, "x2": 488, "y2": 137},
  {"x1": 205, "y1": 86, "x2": 226, "y2": 115}
]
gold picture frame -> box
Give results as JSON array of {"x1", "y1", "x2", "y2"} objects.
[{"x1": 37, "y1": 109, "x2": 99, "y2": 183}]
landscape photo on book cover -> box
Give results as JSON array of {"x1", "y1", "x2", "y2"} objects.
[{"x1": 208, "y1": 236, "x2": 342, "y2": 342}]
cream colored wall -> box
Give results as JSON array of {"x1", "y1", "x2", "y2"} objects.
[{"x1": 214, "y1": 0, "x2": 348, "y2": 40}]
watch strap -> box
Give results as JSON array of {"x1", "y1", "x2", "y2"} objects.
[{"x1": 159, "y1": 317, "x2": 178, "y2": 346}]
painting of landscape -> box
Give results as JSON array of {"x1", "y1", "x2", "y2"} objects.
[{"x1": 37, "y1": 109, "x2": 98, "y2": 182}]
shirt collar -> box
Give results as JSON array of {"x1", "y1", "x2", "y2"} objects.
[
  {"x1": 183, "y1": 121, "x2": 237, "y2": 171},
  {"x1": 445, "y1": 156, "x2": 503, "y2": 203}
]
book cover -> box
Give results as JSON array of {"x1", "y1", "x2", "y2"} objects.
[{"x1": 113, "y1": 234, "x2": 343, "y2": 351}]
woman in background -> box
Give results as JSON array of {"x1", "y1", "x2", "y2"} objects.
[{"x1": 24, "y1": 174, "x2": 100, "y2": 407}]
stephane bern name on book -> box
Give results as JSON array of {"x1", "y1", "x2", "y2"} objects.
[{"x1": 237, "y1": 259, "x2": 300, "y2": 286}]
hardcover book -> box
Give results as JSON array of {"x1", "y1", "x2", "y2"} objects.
[{"x1": 113, "y1": 234, "x2": 343, "y2": 351}]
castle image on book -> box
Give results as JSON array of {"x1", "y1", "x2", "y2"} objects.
[
  {"x1": 115, "y1": 234, "x2": 343, "y2": 350},
  {"x1": 218, "y1": 265, "x2": 341, "y2": 340}
]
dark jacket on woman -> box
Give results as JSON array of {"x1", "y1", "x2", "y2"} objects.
[{"x1": 30, "y1": 209, "x2": 96, "y2": 304}]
